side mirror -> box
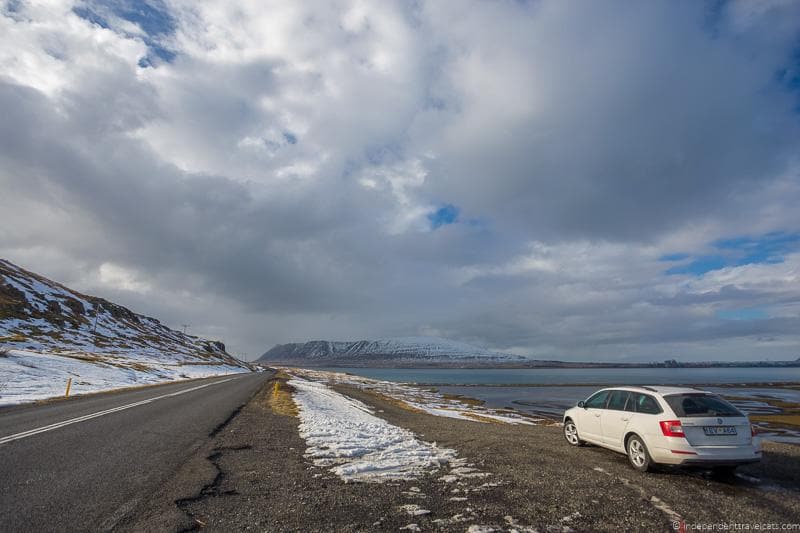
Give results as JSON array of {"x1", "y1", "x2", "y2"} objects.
[{"x1": 577, "y1": 400, "x2": 585, "y2": 409}]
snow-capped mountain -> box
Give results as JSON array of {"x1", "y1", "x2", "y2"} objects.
[
  {"x1": 0, "y1": 259, "x2": 250, "y2": 404},
  {"x1": 259, "y1": 336, "x2": 528, "y2": 367}
]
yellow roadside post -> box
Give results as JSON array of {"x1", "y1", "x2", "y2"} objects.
[{"x1": 65, "y1": 377, "x2": 72, "y2": 398}]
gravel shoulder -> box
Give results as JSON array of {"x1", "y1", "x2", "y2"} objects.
[{"x1": 124, "y1": 375, "x2": 800, "y2": 532}]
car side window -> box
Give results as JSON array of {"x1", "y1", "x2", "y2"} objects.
[
  {"x1": 585, "y1": 391, "x2": 610, "y2": 409},
  {"x1": 632, "y1": 393, "x2": 662, "y2": 414},
  {"x1": 624, "y1": 394, "x2": 637, "y2": 412},
  {"x1": 607, "y1": 390, "x2": 630, "y2": 411}
]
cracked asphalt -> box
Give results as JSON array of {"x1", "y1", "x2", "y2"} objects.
[{"x1": 0, "y1": 372, "x2": 269, "y2": 533}]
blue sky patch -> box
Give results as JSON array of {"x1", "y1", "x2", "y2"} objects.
[
  {"x1": 73, "y1": 0, "x2": 177, "y2": 65},
  {"x1": 428, "y1": 204, "x2": 459, "y2": 229},
  {"x1": 714, "y1": 231, "x2": 800, "y2": 264},
  {"x1": 665, "y1": 231, "x2": 800, "y2": 276},
  {"x1": 110, "y1": 0, "x2": 175, "y2": 36},
  {"x1": 72, "y1": 5, "x2": 111, "y2": 29},
  {"x1": 665, "y1": 256, "x2": 728, "y2": 276}
]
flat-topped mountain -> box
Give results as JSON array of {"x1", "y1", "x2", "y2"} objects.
[{"x1": 258, "y1": 336, "x2": 528, "y2": 367}]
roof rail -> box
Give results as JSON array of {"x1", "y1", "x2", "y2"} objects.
[{"x1": 640, "y1": 386, "x2": 658, "y2": 392}]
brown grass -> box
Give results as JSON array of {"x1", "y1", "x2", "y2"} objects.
[
  {"x1": 125, "y1": 362, "x2": 153, "y2": 373},
  {"x1": 372, "y1": 391, "x2": 427, "y2": 414},
  {"x1": 274, "y1": 370, "x2": 294, "y2": 380},
  {"x1": 62, "y1": 353, "x2": 107, "y2": 364},
  {"x1": 751, "y1": 413, "x2": 800, "y2": 427},
  {"x1": 442, "y1": 393, "x2": 485, "y2": 407},
  {"x1": 264, "y1": 379, "x2": 298, "y2": 417},
  {"x1": 462, "y1": 412, "x2": 505, "y2": 424}
]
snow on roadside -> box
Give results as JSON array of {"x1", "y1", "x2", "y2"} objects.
[
  {"x1": 0, "y1": 349, "x2": 248, "y2": 406},
  {"x1": 286, "y1": 368, "x2": 543, "y2": 426},
  {"x1": 290, "y1": 377, "x2": 457, "y2": 482}
]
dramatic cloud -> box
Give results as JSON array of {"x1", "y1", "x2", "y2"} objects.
[{"x1": 1, "y1": 0, "x2": 799, "y2": 360}]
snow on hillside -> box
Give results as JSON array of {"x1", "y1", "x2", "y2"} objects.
[
  {"x1": 0, "y1": 259, "x2": 250, "y2": 405},
  {"x1": 0, "y1": 349, "x2": 245, "y2": 405},
  {"x1": 350, "y1": 337, "x2": 521, "y2": 359},
  {"x1": 261, "y1": 336, "x2": 526, "y2": 364}
]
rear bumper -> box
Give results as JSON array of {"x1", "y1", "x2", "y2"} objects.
[
  {"x1": 678, "y1": 457, "x2": 761, "y2": 467},
  {"x1": 650, "y1": 440, "x2": 762, "y2": 466}
]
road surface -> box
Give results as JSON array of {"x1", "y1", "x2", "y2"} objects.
[{"x1": 0, "y1": 371, "x2": 269, "y2": 532}]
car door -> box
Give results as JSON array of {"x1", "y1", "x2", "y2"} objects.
[
  {"x1": 601, "y1": 390, "x2": 632, "y2": 450},
  {"x1": 578, "y1": 390, "x2": 609, "y2": 443}
]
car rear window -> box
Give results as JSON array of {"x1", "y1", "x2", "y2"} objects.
[{"x1": 664, "y1": 393, "x2": 743, "y2": 418}]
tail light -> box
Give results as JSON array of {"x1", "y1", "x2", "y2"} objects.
[
  {"x1": 751, "y1": 424, "x2": 758, "y2": 437},
  {"x1": 659, "y1": 420, "x2": 685, "y2": 437}
]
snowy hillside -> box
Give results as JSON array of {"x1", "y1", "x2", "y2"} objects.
[
  {"x1": 259, "y1": 336, "x2": 527, "y2": 366},
  {"x1": 0, "y1": 259, "x2": 250, "y2": 404}
]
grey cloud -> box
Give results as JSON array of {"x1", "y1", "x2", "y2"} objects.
[
  {"x1": 1, "y1": 0, "x2": 799, "y2": 360},
  {"x1": 424, "y1": 1, "x2": 800, "y2": 241}
]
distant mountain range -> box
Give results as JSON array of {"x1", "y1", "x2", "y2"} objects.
[
  {"x1": 259, "y1": 337, "x2": 529, "y2": 367},
  {"x1": 259, "y1": 336, "x2": 800, "y2": 369},
  {"x1": 0, "y1": 259, "x2": 249, "y2": 371}
]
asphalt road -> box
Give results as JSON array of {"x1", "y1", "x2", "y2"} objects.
[{"x1": 0, "y1": 371, "x2": 269, "y2": 533}]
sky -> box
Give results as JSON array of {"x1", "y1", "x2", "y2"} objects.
[{"x1": 1, "y1": 0, "x2": 800, "y2": 362}]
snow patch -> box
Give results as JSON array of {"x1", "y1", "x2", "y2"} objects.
[
  {"x1": 290, "y1": 377, "x2": 457, "y2": 482},
  {"x1": 286, "y1": 368, "x2": 542, "y2": 426},
  {"x1": 466, "y1": 526, "x2": 501, "y2": 533},
  {"x1": 398, "y1": 504, "x2": 431, "y2": 516}
]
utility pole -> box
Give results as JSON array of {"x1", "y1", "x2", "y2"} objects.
[
  {"x1": 91, "y1": 303, "x2": 102, "y2": 354},
  {"x1": 182, "y1": 324, "x2": 190, "y2": 335},
  {"x1": 92, "y1": 303, "x2": 102, "y2": 335}
]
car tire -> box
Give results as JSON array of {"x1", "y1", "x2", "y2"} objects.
[
  {"x1": 563, "y1": 419, "x2": 584, "y2": 446},
  {"x1": 626, "y1": 434, "x2": 652, "y2": 472}
]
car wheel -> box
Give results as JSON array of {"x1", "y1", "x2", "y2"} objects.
[
  {"x1": 564, "y1": 419, "x2": 583, "y2": 446},
  {"x1": 626, "y1": 435, "x2": 652, "y2": 472}
]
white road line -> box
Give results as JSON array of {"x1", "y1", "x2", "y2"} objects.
[{"x1": 0, "y1": 377, "x2": 236, "y2": 445}]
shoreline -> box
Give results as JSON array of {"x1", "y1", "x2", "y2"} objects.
[
  {"x1": 284, "y1": 368, "x2": 800, "y2": 445},
  {"x1": 406, "y1": 381, "x2": 800, "y2": 388},
  {"x1": 264, "y1": 360, "x2": 800, "y2": 369}
]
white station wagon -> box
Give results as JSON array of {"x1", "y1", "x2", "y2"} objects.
[{"x1": 563, "y1": 386, "x2": 761, "y2": 473}]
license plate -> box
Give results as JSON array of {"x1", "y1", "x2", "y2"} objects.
[{"x1": 703, "y1": 426, "x2": 737, "y2": 436}]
